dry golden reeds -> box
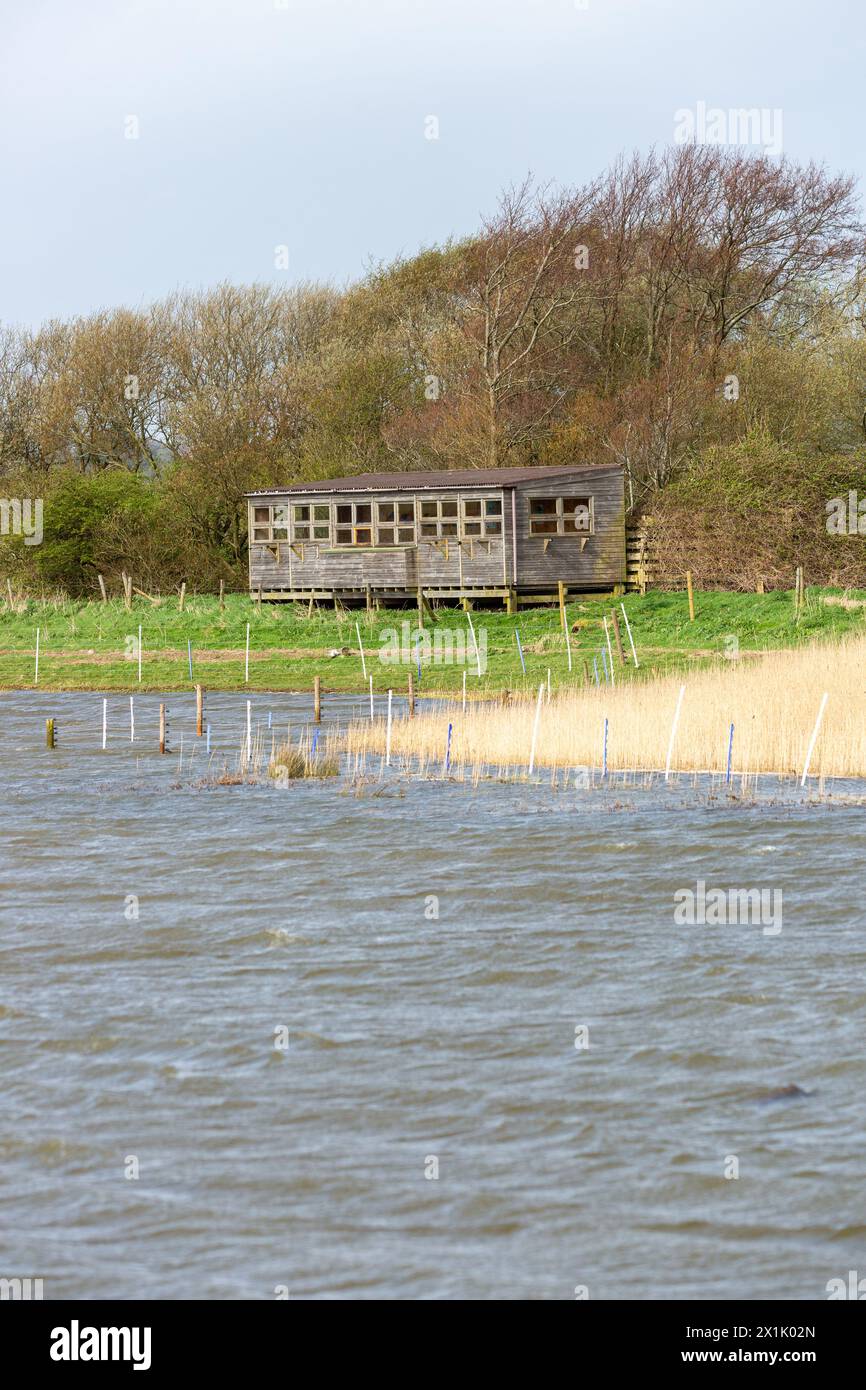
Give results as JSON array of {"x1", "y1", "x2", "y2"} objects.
[{"x1": 344, "y1": 638, "x2": 866, "y2": 779}]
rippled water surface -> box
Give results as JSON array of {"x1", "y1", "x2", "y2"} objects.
[{"x1": 1, "y1": 689, "x2": 865, "y2": 1300}]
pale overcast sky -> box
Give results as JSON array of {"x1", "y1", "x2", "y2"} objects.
[{"x1": 1, "y1": 0, "x2": 862, "y2": 326}]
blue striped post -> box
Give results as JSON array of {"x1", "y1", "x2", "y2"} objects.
[
  {"x1": 603, "y1": 717, "x2": 609, "y2": 778},
  {"x1": 725, "y1": 722, "x2": 735, "y2": 785},
  {"x1": 515, "y1": 630, "x2": 527, "y2": 675},
  {"x1": 592, "y1": 656, "x2": 600, "y2": 686},
  {"x1": 445, "y1": 721, "x2": 452, "y2": 773},
  {"x1": 206, "y1": 723, "x2": 211, "y2": 754},
  {"x1": 600, "y1": 646, "x2": 610, "y2": 684}
]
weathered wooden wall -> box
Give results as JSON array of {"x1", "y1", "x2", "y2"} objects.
[{"x1": 512, "y1": 468, "x2": 624, "y2": 590}]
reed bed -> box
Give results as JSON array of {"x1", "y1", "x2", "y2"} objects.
[{"x1": 344, "y1": 637, "x2": 866, "y2": 779}]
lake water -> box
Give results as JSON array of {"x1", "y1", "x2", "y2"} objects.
[{"x1": 2, "y1": 690, "x2": 864, "y2": 1300}]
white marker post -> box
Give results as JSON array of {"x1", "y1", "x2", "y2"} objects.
[
  {"x1": 246, "y1": 699, "x2": 252, "y2": 765},
  {"x1": 386, "y1": 689, "x2": 393, "y2": 766},
  {"x1": 34, "y1": 628, "x2": 40, "y2": 685},
  {"x1": 102, "y1": 698, "x2": 107, "y2": 750},
  {"x1": 369, "y1": 675, "x2": 374, "y2": 723},
  {"x1": 528, "y1": 682, "x2": 544, "y2": 775},
  {"x1": 462, "y1": 669, "x2": 467, "y2": 712},
  {"x1": 129, "y1": 695, "x2": 135, "y2": 742},
  {"x1": 466, "y1": 610, "x2": 481, "y2": 677},
  {"x1": 355, "y1": 622, "x2": 367, "y2": 680},
  {"x1": 665, "y1": 684, "x2": 686, "y2": 782},
  {"x1": 800, "y1": 691, "x2": 829, "y2": 787},
  {"x1": 245, "y1": 623, "x2": 250, "y2": 685},
  {"x1": 138, "y1": 624, "x2": 142, "y2": 683},
  {"x1": 564, "y1": 618, "x2": 573, "y2": 673},
  {"x1": 620, "y1": 603, "x2": 639, "y2": 668},
  {"x1": 603, "y1": 616, "x2": 615, "y2": 688}
]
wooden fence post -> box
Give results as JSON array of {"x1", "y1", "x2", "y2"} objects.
[
  {"x1": 97, "y1": 574, "x2": 107, "y2": 603},
  {"x1": 610, "y1": 609, "x2": 626, "y2": 664},
  {"x1": 686, "y1": 570, "x2": 695, "y2": 622},
  {"x1": 558, "y1": 580, "x2": 567, "y2": 633}
]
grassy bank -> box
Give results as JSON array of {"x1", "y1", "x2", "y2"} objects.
[{"x1": 1, "y1": 587, "x2": 865, "y2": 694}]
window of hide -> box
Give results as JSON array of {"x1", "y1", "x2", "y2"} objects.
[
  {"x1": 528, "y1": 496, "x2": 592, "y2": 536},
  {"x1": 333, "y1": 500, "x2": 379, "y2": 546},
  {"x1": 252, "y1": 502, "x2": 289, "y2": 542}
]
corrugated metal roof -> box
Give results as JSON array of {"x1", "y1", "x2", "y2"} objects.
[{"x1": 246, "y1": 464, "x2": 619, "y2": 497}]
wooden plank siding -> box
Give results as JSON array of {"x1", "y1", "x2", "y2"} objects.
[
  {"x1": 512, "y1": 468, "x2": 624, "y2": 591},
  {"x1": 247, "y1": 466, "x2": 624, "y2": 599}
]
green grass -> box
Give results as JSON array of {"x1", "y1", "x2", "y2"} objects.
[{"x1": 1, "y1": 588, "x2": 864, "y2": 695}]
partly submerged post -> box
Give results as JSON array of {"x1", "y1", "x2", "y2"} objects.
[
  {"x1": 665, "y1": 685, "x2": 686, "y2": 782},
  {"x1": 196, "y1": 684, "x2": 203, "y2": 737},
  {"x1": 102, "y1": 698, "x2": 107, "y2": 750},
  {"x1": 46, "y1": 718, "x2": 55, "y2": 749},
  {"x1": 246, "y1": 699, "x2": 252, "y2": 764},
  {"x1": 386, "y1": 689, "x2": 393, "y2": 766},
  {"x1": 314, "y1": 675, "x2": 321, "y2": 723},
  {"x1": 129, "y1": 695, "x2": 135, "y2": 743},
  {"x1": 528, "y1": 682, "x2": 544, "y2": 775},
  {"x1": 159, "y1": 703, "x2": 166, "y2": 755},
  {"x1": 800, "y1": 691, "x2": 829, "y2": 787}
]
